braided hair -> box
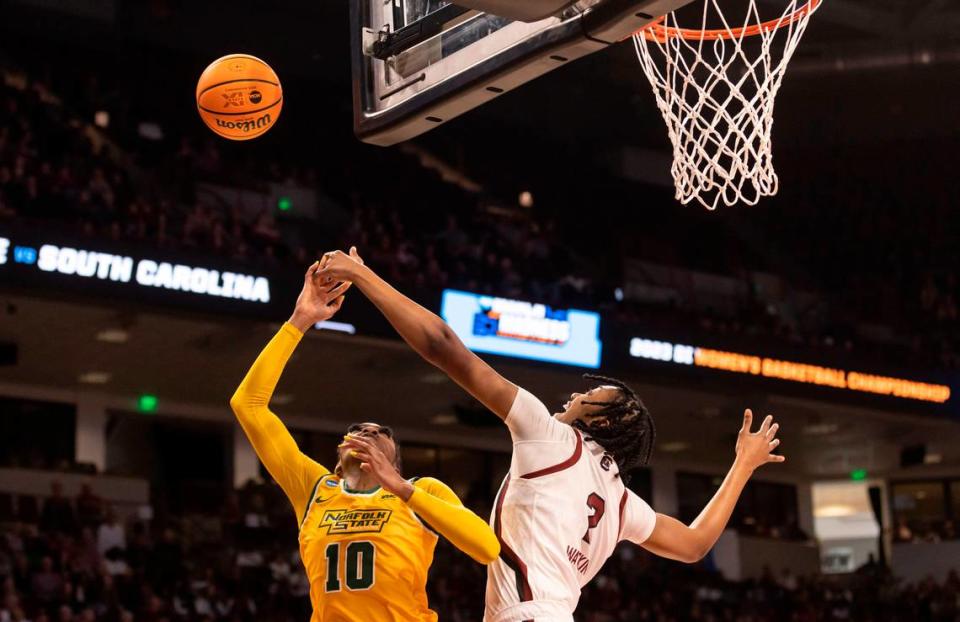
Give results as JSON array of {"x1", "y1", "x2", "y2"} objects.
[{"x1": 572, "y1": 374, "x2": 656, "y2": 479}]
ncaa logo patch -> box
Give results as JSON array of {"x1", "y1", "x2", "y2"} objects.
[{"x1": 325, "y1": 479, "x2": 339, "y2": 488}]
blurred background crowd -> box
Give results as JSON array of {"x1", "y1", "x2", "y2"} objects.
[
  {"x1": 1, "y1": 56, "x2": 957, "y2": 372},
  {"x1": 1, "y1": 478, "x2": 958, "y2": 622}
]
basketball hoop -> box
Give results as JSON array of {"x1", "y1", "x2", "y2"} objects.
[{"x1": 633, "y1": 0, "x2": 822, "y2": 209}]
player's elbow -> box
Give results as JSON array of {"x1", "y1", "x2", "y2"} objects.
[
  {"x1": 680, "y1": 549, "x2": 708, "y2": 564},
  {"x1": 475, "y1": 538, "x2": 501, "y2": 565},
  {"x1": 229, "y1": 389, "x2": 248, "y2": 416},
  {"x1": 680, "y1": 539, "x2": 711, "y2": 564},
  {"x1": 422, "y1": 321, "x2": 459, "y2": 366}
]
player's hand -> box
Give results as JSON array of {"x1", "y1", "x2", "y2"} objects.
[
  {"x1": 288, "y1": 261, "x2": 351, "y2": 331},
  {"x1": 339, "y1": 434, "x2": 414, "y2": 501},
  {"x1": 734, "y1": 409, "x2": 785, "y2": 472},
  {"x1": 317, "y1": 247, "x2": 366, "y2": 285}
]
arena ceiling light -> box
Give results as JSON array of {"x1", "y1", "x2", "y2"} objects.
[
  {"x1": 78, "y1": 371, "x2": 111, "y2": 384},
  {"x1": 137, "y1": 122, "x2": 164, "y2": 141},
  {"x1": 420, "y1": 372, "x2": 450, "y2": 385},
  {"x1": 96, "y1": 328, "x2": 129, "y2": 344},
  {"x1": 314, "y1": 320, "x2": 357, "y2": 335},
  {"x1": 815, "y1": 504, "x2": 859, "y2": 518},
  {"x1": 802, "y1": 423, "x2": 839, "y2": 436}
]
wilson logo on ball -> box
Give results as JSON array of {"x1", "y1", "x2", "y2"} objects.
[{"x1": 215, "y1": 113, "x2": 273, "y2": 133}]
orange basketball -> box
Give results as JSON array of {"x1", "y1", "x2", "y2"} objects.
[{"x1": 196, "y1": 54, "x2": 282, "y2": 141}]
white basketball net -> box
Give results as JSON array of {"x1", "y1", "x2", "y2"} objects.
[{"x1": 633, "y1": 0, "x2": 821, "y2": 209}]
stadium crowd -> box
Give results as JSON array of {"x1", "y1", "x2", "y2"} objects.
[
  {"x1": 895, "y1": 518, "x2": 959, "y2": 544},
  {"x1": 1, "y1": 59, "x2": 958, "y2": 372},
  {"x1": 0, "y1": 478, "x2": 959, "y2": 622}
]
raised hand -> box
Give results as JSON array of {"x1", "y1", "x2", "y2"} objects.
[
  {"x1": 317, "y1": 246, "x2": 366, "y2": 285},
  {"x1": 338, "y1": 434, "x2": 414, "y2": 501},
  {"x1": 288, "y1": 261, "x2": 352, "y2": 331},
  {"x1": 734, "y1": 409, "x2": 785, "y2": 472}
]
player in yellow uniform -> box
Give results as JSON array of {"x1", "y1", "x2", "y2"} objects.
[{"x1": 230, "y1": 261, "x2": 500, "y2": 622}]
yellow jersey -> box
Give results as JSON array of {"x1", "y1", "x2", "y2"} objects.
[
  {"x1": 300, "y1": 474, "x2": 456, "y2": 621},
  {"x1": 231, "y1": 323, "x2": 499, "y2": 622}
]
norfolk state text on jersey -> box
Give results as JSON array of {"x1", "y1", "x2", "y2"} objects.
[{"x1": 319, "y1": 509, "x2": 393, "y2": 535}]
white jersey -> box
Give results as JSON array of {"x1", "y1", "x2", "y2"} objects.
[{"x1": 484, "y1": 389, "x2": 657, "y2": 622}]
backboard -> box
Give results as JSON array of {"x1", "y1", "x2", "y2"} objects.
[{"x1": 351, "y1": 0, "x2": 692, "y2": 146}]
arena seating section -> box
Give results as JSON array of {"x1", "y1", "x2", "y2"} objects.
[
  {"x1": 1, "y1": 476, "x2": 959, "y2": 622},
  {"x1": 1, "y1": 61, "x2": 957, "y2": 373}
]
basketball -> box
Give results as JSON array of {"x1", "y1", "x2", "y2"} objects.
[{"x1": 196, "y1": 54, "x2": 282, "y2": 141}]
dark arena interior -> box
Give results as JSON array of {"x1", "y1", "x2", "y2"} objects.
[{"x1": 1, "y1": 1, "x2": 960, "y2": 621}]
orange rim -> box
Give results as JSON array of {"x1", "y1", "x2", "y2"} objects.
[{"x1": 638, "y1": 0, "x2": 821, "y2": 42}]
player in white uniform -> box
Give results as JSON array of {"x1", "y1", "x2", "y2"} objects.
[
  {"x1": 487, "y1": 386, "x2": 658, "y2": 621},
  {"x1": 319, "y1": 248, "x2": 787, "y2": 622}
]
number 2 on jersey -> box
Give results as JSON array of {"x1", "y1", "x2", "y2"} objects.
[
  {"x1": 324, "y1": 541, "x2": 376, "y2": 592},
  {"x1": 583, "y1": 492, "x2": 606, "y2": 543}
]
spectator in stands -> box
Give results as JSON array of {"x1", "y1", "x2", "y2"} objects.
[
  {"x1": 942, "y1": 519, "x2": 957, "y2": 540},
  {"x1": 101, "y1": 548, "x2": 129, "y2": 580},
  {"x1": 0, "y1": 535, "x2": 12, "y2": 579},
  {"x1": 30, "y1": 557, "x2": 63, "y2": 607},
  {"x1": 9, "y1": 551, "x2": 30, "y2": 597},
  {"x1": 39, "y1": 483, "x2": 74, "y2": 536},
  {"x1": 147, "y1": 529, "x2": 182, "y2": 593},
  {"x1": 95, "y1": 507, "x2": 124, "y2": 559},
  {"x1": 895, "y1": 517, "x2": 914, "y2": 542},
  {"x1": 219, "y1": 493, "x2": 242, "y2": 547},
  {"x1": 75, "y1": 485, "x2": 102, "y2": 529},
  {"x1": 251, "y1": 210, "x2": 281, "y2": 248},
  {"x1": 0, "y1": 185, "x2": 13, "y2": 220}
]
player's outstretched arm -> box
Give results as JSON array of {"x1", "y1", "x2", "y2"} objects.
[
  {"x1": 229, "y1": 262, "x2": 351, "y2": 521},
  {"x1": 407, "y1": 477, "x2": 500, "y2": 564},
  {"x1": 340, "y1": 434, "x2": 500, "y2": 564},
  {"x1": 318, "y1": 248, "x2": 518, "y2": 420},
  {"x1": 640, "y1": 410, "x2": 785, "y2": 563}
]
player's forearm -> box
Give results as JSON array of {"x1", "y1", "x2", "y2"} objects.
[
  {"x1": 686, "y1": 460, "x2": 753, "y2": 557},
  {"x1": 353, "y1": 265, "x2": 464, "y2": 366},
  {"x1": 406, "y1": 489, "x2": 500, "y2": 564},
  {"x1": 230, "y1": 323, "x2": 303, "y2": 413},
  {"x1": 230, "y1": 323, "x2": 324, "y2": 517}
]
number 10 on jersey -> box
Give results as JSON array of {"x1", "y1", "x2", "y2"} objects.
[{"x1": 324, "y1": 541, "x2": 376, "y2": 592}]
